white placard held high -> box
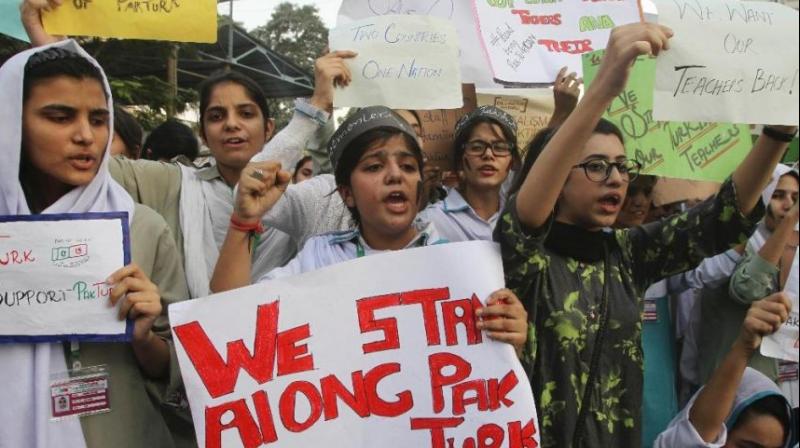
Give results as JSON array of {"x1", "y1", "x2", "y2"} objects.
[
  {"x1": 330, "y1": 15, "x2": 463, "y2": 109},
  {"x1": 169, "y1": 241, "x2": 540, "y2": 448},
  {"x1": 762, "y1": 250, "x2": 799, "y2": 363},
  {"x1": 653, "y1": 0, "x2": 799, "y2": 125},
  {"x1": 0, "y1": 213, "x2": 131, "y2": 342},
  {"x1": 471, "y1": 0, "x2": 642, "y2": 84}
]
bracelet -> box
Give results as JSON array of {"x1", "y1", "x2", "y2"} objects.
[
  {"x1": 230, "y1": 215, "x2": 265, "y2": 235},
  {"x1": 762, "y1": 126, "x2": 798, "y2": 143}
]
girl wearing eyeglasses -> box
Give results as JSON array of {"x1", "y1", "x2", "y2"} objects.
[
  {"x1": 415, "y1": 106, "x2": 520, "y2": 242},
  {"x1": 496, "y1": 23, "x2": 798, "y2": 448}
]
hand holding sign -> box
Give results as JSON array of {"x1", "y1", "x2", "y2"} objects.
[
  {"x1": 108, "y1": 263, "x2": 161, "y2": 343},
  {"x1": 309, "y1": 51, "x2": 358, "y2": 113},
  {"x1": 741, "y1": 293, "x2": 792, "y2": 351},
  {"x1": 590, "y1": 23, "x2": 674, "y2": 103}
]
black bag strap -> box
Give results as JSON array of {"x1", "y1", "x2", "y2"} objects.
[{"x1": 572, "y1": 242, "x2": 612, "y2": 447}]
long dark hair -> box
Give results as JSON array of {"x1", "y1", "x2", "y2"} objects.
[
  {"x1": 508, "y1": 118, "x2": 625, "y2": 198},
  {"x1": 197, "y1": 71, "x2": 270, "y2": 139}
]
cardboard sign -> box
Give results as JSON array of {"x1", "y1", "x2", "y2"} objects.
[
  {"x1": 653, "y1": 0, "x2": 799, "y2": 126},
  {"x1": 337, "y1": 0, "x2": 497, "y2": 86},
  {"x1": 0, "y1": 213, "x2": 131, "y2": 342},
  {"x1": 472, "y1": 0, "x2": 642, "y2": 83},
  {"x1": 42, "y1": 0, "x2": 217, "y2": 43},
  {"x1": 169, "y1": 241, "x2": 540, "y2": 448},
  {"x1": 583, "y1": 50, "x2": 752, "y2": 181},
  {"x1": 477, "y1": 89, "x2": 554, "y2": 152},
  {"x1": 762, "y1": 250, "x2": 799, "y2": 363},
  {"x1": 330, "y1": 15, "x2": 463, "y2": 109},
  {"x1": 419, "y1": 84, "x2": 478, "y2": 172}
]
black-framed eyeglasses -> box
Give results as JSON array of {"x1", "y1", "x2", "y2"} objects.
[
  {"x1": 572, "y1": 159, "x2": 642, "y2": 183},
  {"x1": 463, "y1": 140, "x2": 514, "y2": 157}
]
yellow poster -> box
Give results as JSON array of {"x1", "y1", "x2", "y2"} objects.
[{"x1": 43, "y1": 0, "x2": 217, "y2": 43}]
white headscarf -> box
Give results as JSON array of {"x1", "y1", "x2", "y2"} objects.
[{"x1": 0, "y1": 40, "x2": 135, "y2": 448}]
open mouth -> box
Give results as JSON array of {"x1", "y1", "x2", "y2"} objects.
[
  {"x1": 384, "y1": 191, "x2": 410, "y2": 212},
  {"x1": 598, "y1": 193, "x2": 622, "y2": 212},
  {"x1": 478, "y1": 165, "x2": 498, "y2": 176},
  {"x1": 224, "y1": 137, "x2": 247, "y2": 146},
  {"x1": 68, "y1": 154, "x2": 97, "y2": 170}
]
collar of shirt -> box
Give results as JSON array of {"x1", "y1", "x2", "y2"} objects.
[
  {"x1": 196, "y1": 164, "x2": 223, "y2": 182},
  {"x1": 328, "y1": 220, "x2": 447, "y2": 253},
  {"x1": 442, "y1": 187, "x2": 506, "y2": 221}
]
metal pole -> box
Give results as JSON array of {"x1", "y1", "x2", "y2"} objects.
[
  {"x1": 227, "y1": 0, "x2": 234, "y2": 63},
  {"x1": 166, "y1": 44, "x2": 178, "y2": 118}
]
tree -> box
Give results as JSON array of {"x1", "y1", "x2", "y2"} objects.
[{"x1": 252, "y1": 3, "x2": 328, "y2": 129}]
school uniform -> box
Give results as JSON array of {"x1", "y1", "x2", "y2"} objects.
[
  {"x1": 259, "y1": 221, "x2": 447, "y2": 281},
  {"x1": 417, "y1": 188, "x2": 504, "y2": 243}
]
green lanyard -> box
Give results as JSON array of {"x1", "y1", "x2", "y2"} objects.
[
  {"x1": 356, "y1": 240, "x2": 366, "y2": 258},
  {"x1": 69, "y1": 340, "x2": 82, "y2": 370}
]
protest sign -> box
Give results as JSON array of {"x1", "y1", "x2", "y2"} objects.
[
  {"x1": 653, "y1": 0, "x2": 799, "y2": 126},
  {"x1": 169, "y1": 241, "x2": 540, "y2": 448},
  {"x1": 338, "y1": 0, "x2": 496, "y2": 86},
  {"x1": 477, "y1": 89, "x2": 554, "y2": 151},
  {"x1": 0, "y1": 0, "x2": 30, "y2": 42},
  {"x1": 419, "y1": 84, "x2": 478, "y2": 172},
  {"x1": 761, "y1": 251, "x2": 799, "y2": 363},
  {"x1": 472, "y1": 0, "x2": 642, "y2": 84},
  {"x1": 329, "y1": 15, "x2": 462, "y2": 110},
  {"x1": 583, "y1": 50, "x2": 752, "y2": 182},
  {"x1": 42, "y1": 0, "x2": 217, "y2": 43},
  {"x1": 0, "y1": 213, "x2": 131, "y2": 342}
]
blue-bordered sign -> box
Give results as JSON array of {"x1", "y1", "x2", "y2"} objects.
[{"x1": 0, "y1": 212, "x2": 132, "y2": 343}]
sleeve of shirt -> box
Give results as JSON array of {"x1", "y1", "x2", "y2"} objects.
[
  {"x1": 493, "y1": 196, "x2": 553, "y2": 378},
  {"x1": 263, "y1": 175, "x2": 338, "y2": 248},
  {"x1": 728, "y1": 249, "x2": 779, "y2": 305},
  {"x1": 667, "y1": 249, "x2": 742, "y2": 294},
  {"x1": 653, "y1": 394, "x2": 728, "y2": 448},
  {"x1": 252, "y1": 101, "x2": 330, "y2": 170},
  {"x1": 108, "y1": 156, "x2": 183, "y2": 244},
  {"x1": 625, "y1": 178, "x2": 764, "y2": 290}
]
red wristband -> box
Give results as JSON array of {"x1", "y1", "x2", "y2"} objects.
[{"x1": 230, "y1": 215, "x2": 265, "y2": 234}]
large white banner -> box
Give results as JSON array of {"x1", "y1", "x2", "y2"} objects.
[
  {"x1": 169, "y1": 241, "x2": 540, "y2": 448},
  {"x1": 471, "y1": 0, "x2": 642, "y2": 84},
  {"x1": 337, "y1": 0, "x2": 497, "y2": 86},
  {"x1": 329, "y1": 15, "x2": 463, "y2": 109},
  {"x1": 653, "y1": 0, "x2": 799, "y2": 125},
  {"x1": 0, "y1": 213, "x2": 130, "y2": 342}
]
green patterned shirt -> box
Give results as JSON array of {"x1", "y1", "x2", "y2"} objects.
[{"x1": 495, "y1": 179, "x2": 763, "y2": 448}]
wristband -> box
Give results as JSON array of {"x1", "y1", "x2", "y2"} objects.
[
  {"x1": 762, "y1": 126, "x2": 797, "y2": 143},
  {"x1": 230, "y1": 215, "x2": 265, "y2": 235}
]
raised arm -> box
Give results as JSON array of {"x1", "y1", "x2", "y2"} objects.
[
  {"x1": 547, "y1": 67, "x2": 582, "y2": 129},
  {"x1": 20, "y1": 0, "x2": 65, "y2": 46},
  {"x1": 210, "y1": 162, "x2": 291, "y2": 293},
  {"x1": 516, "y1": 23, "x2": 673, "y2": 228},
  {"x1": 251, "y1": 51, "x2": 356, "y2": 169},
  {"x1": 732, "y1": 130, "x2": 799, "y2": 216},
  {"x1": 687, "y1": 293, "x2": 791, "y2": 443}
]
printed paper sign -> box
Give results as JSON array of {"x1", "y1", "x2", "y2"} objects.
[
  {"x1": 0, "y1": 0, "x2": 30, "y2": 42},
  {"x1": 169, "y1": 241, "x2": 540, "y2": 448},
  {"x1": 653, "y1": 0, "x2": 799, "y2": 125},
  {"x1": 330, "y1": 15, "x2": 463, "y2": 109},
  {"x1": 583, "y1": 50, "x2": 752, "y2": 181},
  {"x1": 0, "y1": 213, "x2": 131, "y2": 342},
  {"x1": 477, "y1": 89, "x2": 554, "y2": 152},
  {"x1": 472, "y1": 0, "x2": 642, "y2": 84},
  {"x1": 337, "y1": 0, "x2": 496, "y2": 86},
  {"x1": 762, "y1": 250, "x2": 799, "y2": 363},
  {"x1": 420, "y1": 84, "x2": 478, "y2": 172},
  {"x1": 42, "y1": 0, "x2": 217, "y2": 43}
]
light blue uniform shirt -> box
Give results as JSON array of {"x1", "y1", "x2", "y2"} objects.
[
  {"x1": 416, "y1": 188, "x2": 504, "y2": 243},
  {"x1": 259, "y1": 221, "x2": 447, "y2": 281}
]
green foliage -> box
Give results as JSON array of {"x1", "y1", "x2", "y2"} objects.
[{"x1": 252, "y1": 2, "x2": 328, "y2": 129}]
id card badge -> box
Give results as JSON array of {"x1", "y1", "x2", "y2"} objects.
[{"x1": 50, "y1": 365, "x2": 111, "y2": 420}]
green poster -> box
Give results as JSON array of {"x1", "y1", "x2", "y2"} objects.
[{"x1": 582, "y1": 51, "x2": 752, "y2": 182}]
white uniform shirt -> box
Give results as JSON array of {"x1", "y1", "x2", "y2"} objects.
[{"x1": 416, "y1": 188, "x2": 504, "y2": 243}]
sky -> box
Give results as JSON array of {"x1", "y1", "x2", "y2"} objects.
[{"x1": 217, "y1": 0, "x2": 344, "y2": 31}]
